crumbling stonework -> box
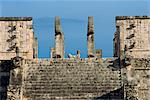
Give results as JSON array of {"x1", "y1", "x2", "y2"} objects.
[
  {"x1": 115, "y1": 16, "x2": 150, "y2": 59},
  {"x1": 87, "y1": 16, "x2": 95, "y2": 58},
  {"x1": 54, "y1": 16, "x2": 64, "y2": 58},
  {"x1": 124, "y1": 58, "x2": 150, "y2": 100},
  {"x1": 114, "y1": 16, "x2": 150, "y2": 100},
  {"x1": 0, "y1": 17, "x2": 35, "y2": 60},
  {"x1": 0, "y1": 16, "x2": 150, "y2": 100},
  {"x1": 33, "y1": 37, "x2": 38, "y2": 59},
  {"x1": 22, "y1": 59, "x2": 122, "y2": 100}
]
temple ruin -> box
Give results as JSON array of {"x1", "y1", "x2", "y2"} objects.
[{"x1": 0, "y1": 16, "x2": 150, "y2": 100}]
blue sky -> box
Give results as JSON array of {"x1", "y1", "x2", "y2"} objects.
[{"x1": 0, "y1": 0, "x2": 149, "y2": 58}]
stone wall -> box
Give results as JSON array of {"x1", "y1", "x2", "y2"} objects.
[
  {"x1": 115, "y1": 16, "x2": 150, "y2": 59},
  {"x1": 0, "y1": 17, "x2": 34, "y2": 60},
  {"x1": 0, "y1": 60, "x2": 23, "y2": 100},
  {"x1": 124, "y1": 58, "x2": 150, "y2": 100},
  {"x1": 0, "y1": 60, "x2": 11, "y2": 100},
  {"x1": 115, "y1": 16, "x2": 150, "y2": 100}
]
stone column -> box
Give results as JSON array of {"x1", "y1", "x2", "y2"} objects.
[
  {"x1": 113, "y1": 30, "x2": 119, "y2": 57},
  {"x1": 77, "y1": 50, "x2": 80, "y2": 59},
  {"x1": 33, "y1": 37, "x2": 38, "y2": 59},
  {"x1": 95, "y1": 49, "x2": 102, "y2": 58},
  {"x1": 55, "y1": 16, "x2": 64, "y2": 58},
  {"x1": 50, "y1": 47, "x2": 55, "y2": 58},
  {"x1": 87, "y1": 16, "x2": 95, "y2": 58}
]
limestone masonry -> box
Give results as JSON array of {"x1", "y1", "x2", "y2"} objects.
[{"x1": 0, "y1": 16, "x2": 150, "y2": 100}]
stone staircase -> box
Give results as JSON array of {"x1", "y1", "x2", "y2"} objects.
[{"x1": 23, "y1": 59, "x2": 123, "y2": 100}]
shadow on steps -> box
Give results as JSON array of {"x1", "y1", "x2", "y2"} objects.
[{"x1": 93, "y1": 86, "x2": 124, "y2": 100}]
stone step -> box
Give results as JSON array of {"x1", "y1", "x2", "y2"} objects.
[
  {"x1": 24, "y1": 89, "x2": 117, "y2": 95},
  {"x1": 24, "y1": 80, "x2": 121, "y2": 83},
  {"x1": 26, "y1": 74, "x2": 121, "y2": 78},
  {"x1": 25, "y1": 94, "x2": 96, "y2": 100},
  {"x1": 23, "y1": 60, "x2": 123, "y2": 99},
  {"x1": 25, "y1": 81, "x2": 121, "y2": 84},
  {"x1": 24, "y1": 83, "x2": 121, "y2": 87}
]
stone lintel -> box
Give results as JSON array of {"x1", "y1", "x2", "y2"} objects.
[
  {"x1": 116, "y1": 16, "x2": 150, "y2": 20},
  {"x1": 0, "y1": 17, "x2": 32, "y2": 21}
]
